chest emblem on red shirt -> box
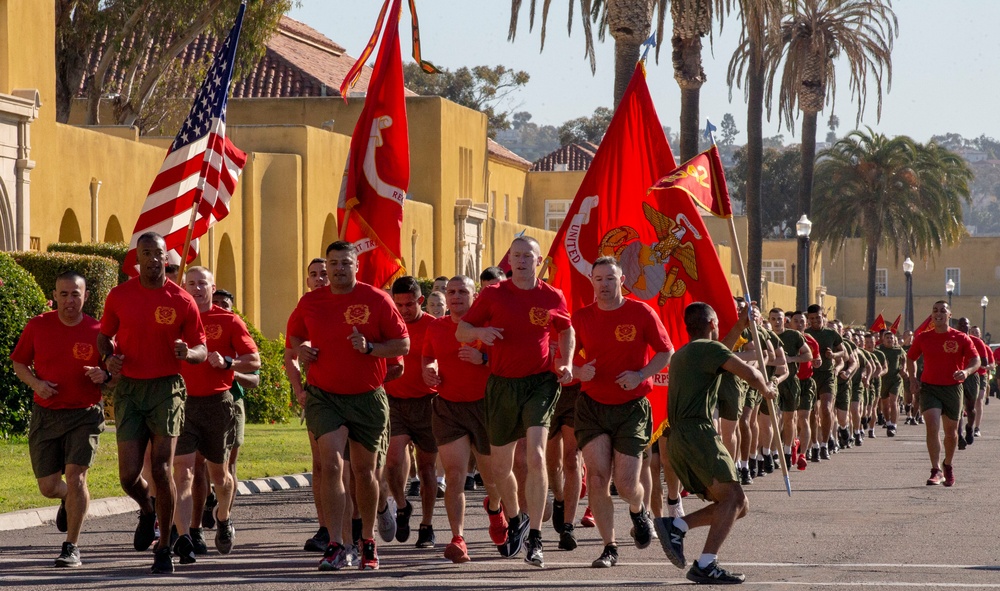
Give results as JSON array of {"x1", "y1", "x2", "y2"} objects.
[
  {"x1": 345, "y1": 304, "x2": 371, "y2": 325},
  {"x1": 943, "y1": 340, "x2": 959, "y2": 354},
  {"x1": 529, "y1": 307, "x2": 550, "y2": 327},
  {"x1": 615, "y1": 324, "x2": 637, "y2": 342},
  {"x1": 154, "y1": 306, "x2": 177, "y2": 325},
  {"x1": 72, "y1": 343, "x2": 94, "y2": 360},
  {"x1": 205, "y1": 324, "x2": 223, "y2": 341}
]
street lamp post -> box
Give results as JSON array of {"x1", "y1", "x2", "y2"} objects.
[
  {"x1": 796, "y1": 215, "x2": 813, "y2": 312},
  {"x1": 903, "y1": 257, "x2": 914, "y2": 332},
  {"x1": 946, "y1": 278, "x2": 955, "y2": 326},
  {"x1": 982, "y1": 296, "x2": 989, "y2": 334}
]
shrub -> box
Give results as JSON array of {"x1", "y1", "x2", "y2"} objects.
[
  {"x1": 237, "y1": 311, "x2": 293, "y2": 424},
  {"x1": 0, "y1": 253, "x2": 49, "y2": 437},
  {"x1": 48, "y1": 242, "x2": 129, "y2": 284},
  {"x1": 11, "y1": 251, "x2": 119, "y2": 319}
]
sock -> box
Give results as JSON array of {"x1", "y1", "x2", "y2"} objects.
[
  {"x1": 812, "y1": 443, "x2": 820, "y2": 450},
  {"x1": 666, "y1": 497, "x2": 679, "y2": 505},
  {"x1": 763, "y1": 448, "x2": 771, "y2": 456},
  {"x1": 672, "y1": 517, "x2": 689, "y2": 532},
  {"x1": 437, "y1": 476, "x2": 445, "y2": 484},
  {"x1": 351, "y1": 518, "x2": 362, "y2": 543},
  {"x1": 629, "y1": 505, "x2": 645, "y2": 519},
  {"x1": 698, "y1": 553, "x2": 718, "y2": 569},
  {"x1": 783, "y1": 445, "x2": 791, "y2": 454},
  {"x1": 528, "y1": 528, "x2": 542, "y2": 540},
  {"x1": 468, "y1": 471, "x2": 476, "y2": 478},
  {"x1": 487, "y1": 504, "x2": 502, "y2": 515}
]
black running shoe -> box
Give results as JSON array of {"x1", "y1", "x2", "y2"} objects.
[
  {"x1": 552, "y1": 499, "x2": 566, "y2": 534},
  {"x1": 215, "y1": 518, "x2": 235, "y2": 554},
  {"x1": 54, "y1": 541, "x2": 81, "y2": 568},
  {"x1": 591, "y1": 543, "x2": 618, "y2": 568},
  {"x1": 474, "y1": 472, "x2": 484, "y2": 487},
  {"x1": 151, "y1": 547, "x2": 174, "y2": 574},
  {"x1": 464, "y1": 475, "x2": 476, "y2": 491},
  {"x1": 134, "y1": 510, "x2": 157, "y2": 551},
  {"x1": 809, "y1": 448, "x2": 820, "y2": 463},
  {"x1": 415, "y1": 524, "x2": 435, "y2": 548},
  {"x1": 854, "y1": 433, "x2": 863, "y2": 447},
  {"x1": 56, "y1": 499, "x2": 68, "y2": 533},
  {"x1": 202, "y1": 491, "x2": 217, "y2": 529},
  {"x1": 524, "y1": 532, "x2": 544, "y2": 567},
  {"x1": 190, "y1": 527, "x2": 208, "y2": 555},
  {"x1": 887, "y1": 426, "x2": 896, "y2": 438},
  {"x1": 174, "y1": 533, "x2": 196, "y2": 564},
  {"x1": 965, "y1": 425, "x2": 975, "y2": 446},
  {"x1": 629, "y1": 506, "x2": 654, "y2": 549},
  {"x1": 819, "y1": 446, "x2": 830, "y2": 460},
  {"x1": 407, "y1": 479, "x2": 420, "y2": 497},
  {"x1": 784, "y1": 454, "x2": 793, "y2": 469},
  {"x1": 761, "y1": 454, "x2": 774, "y2": 474},
  {"x1": 653, "y1": 517, "x2": 686, "y2": 568},
  {"x1": 499, "y1": 513, "x2": 529, "y2": 558},
  {"x1": 958, "y1": 435, "x2": 967, "y2": 450},
  {"x1": 396, "y1": 501, "x2": 413, "y2": 543},
  {"x1": 687, "y1": 559, "x2": 746, "y2": 584},
  {"x1": 748, "y1": 458, "x2": 757, "y2": 478},
  {"x1": 304, "y1": 527, "x2": 330, "y2": 552},
  {"x1": 739, "y1": 467, "x2": 753, "y2": 486},
  {"x1": 558, "y1": 523, "x2": 578, "y2": 550},
  {"x1": 609, "y1": 482, "x2": 619, "y2": 496}
]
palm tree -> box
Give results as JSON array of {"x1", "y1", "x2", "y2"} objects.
[
  {"x1": 812, "y1": 129, "x2": 973, "y2": 325},
  {"x1": 726, "y1": 0, "x2": 783, "y2": 300},
  {"x1": 770, "y1": 0, "x2": 897, "y2": 223}
]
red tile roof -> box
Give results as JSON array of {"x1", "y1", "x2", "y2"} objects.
[
  {"x1": 530, "y1": 142, "x2": 600, "y2": 171},
  {"x1": 487, "y1": 138, "x2": 532, "y2": 169}
]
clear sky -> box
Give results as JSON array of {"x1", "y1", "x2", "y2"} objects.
[{"x1": 288, "y1": 1, "x2": 1000, "y2": 145}]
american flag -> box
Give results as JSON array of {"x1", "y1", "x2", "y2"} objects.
[{"x1": 123, "y1": 2, "x2": 248, "y2": 276}]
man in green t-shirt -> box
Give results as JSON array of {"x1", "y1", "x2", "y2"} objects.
[
  {"x1": 864, "y1": 333, "x2": 887, "y2": 438},
  {"x1": 803, "y1": 305, "x2": 847, "y2": 460},
  {"x1": 876, "y1": 330, "x2": 907, "y2": 437},
  {"x1": 654, "y1": 303, "x2": 775, "y2": 585},
  {"x1": 769, "y1": 308, "x2": 813, "y2": 469}
]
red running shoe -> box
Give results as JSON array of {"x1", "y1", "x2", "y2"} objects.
[
  {"x1": 926, "y1": 468, "x2": 944, "y2": 486},
  {"x1": 444, "y1": 535, "x2": 471, "y2": 563},
  {"x1": 359, "y1": 538, "x2": 379, "y2": 570},
  {"x1": 484, "y1": 496, "x2": 508, "y2": 545},
  {"x1": 580, "y1": 506, "x2": 596, "y2": 528},
  {"x1": 796, "y1": 455, "x2": 808, "y2": 471},
  {"x1": 942, "y1": 464, "x2": 955, "y2": 487}
]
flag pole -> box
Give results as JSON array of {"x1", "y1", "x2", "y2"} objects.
[
  {"x1": 177, "y1": 197, "x2": 201, "y2": 279},
  {"x1": 707, "y1": 120, "x2": 791, "y2": 496}
]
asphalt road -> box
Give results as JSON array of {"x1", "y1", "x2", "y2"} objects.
[{"x1": 3, "y1": 408, "x2": 1000, "y2": 590}]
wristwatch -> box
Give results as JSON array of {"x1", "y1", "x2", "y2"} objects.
[{"x1": 364, "y1": 342, "x2": 374, "y2": 355}]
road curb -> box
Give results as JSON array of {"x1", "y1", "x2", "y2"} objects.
[{"x1": 0, "y1": 472, "x2": 314, "y2": 532}]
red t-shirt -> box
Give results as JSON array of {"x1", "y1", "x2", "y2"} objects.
[
  {"x1": 462, "y1": 280, "x2": 572, "y2": 378},
  {"x1": 971, "y1": 335, "x2": 989, "y2": 376},
  {"x1": 286, "y1": 283, "x2": 408, "y2": 395},
  {"x1": 798, "y1": 334, "x2": 820, "y2": 380},
  {"x1": 572, "y1": 300, "x2": 673, "y2": 405},
  {"x1": 10, "y1": 312, "x2": 104, "y2": 409},
  {"x1": 423, "y1": 315, "x2": 490, "y2": 403},
  {"x1": 981, "y1": 343, "x2": 996, "y2": 376},
  {"x1": 181, "y1": 306, "x2": 257, "y2": 396},
  {"x1": 100, "y1": 278, "x2": 205, "y2": 379},
  {"x1": 385, "y1": 313, "x2": 436, "y2": 399},
  {"x1": 284, "y1": 305, "x2": 302, "y2": 349},
  {"x1": 906, "y1": 328, "x2": 977, "y2": 386}
]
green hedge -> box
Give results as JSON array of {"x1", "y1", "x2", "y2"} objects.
[
  {"x1": 0, "y1": 253, "x2": 49, "y2": 437},
  {"x1": 12, "y1": 252, "x2": 119, "y2": 319},
  {"x1": 237, "y1": 312, "x2": 293, "y2": 424},
  {"x1": 48, "y1": 242, "x2": 129, "y2": 284}
]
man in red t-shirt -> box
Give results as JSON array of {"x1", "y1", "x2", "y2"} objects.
[
  {"x1": 11, "y1": 271, "x2": 110, "y2": 568},
  {"x1": 791, "y1": 311, "x2": 820, "y2": 467},
  {"x1": 98, "y1": 233, "x2": 206, "y2": 574},
  {"x1": 170, "y1": 267, "x2": 259, "y2": 563},
  {"x1": 906, "y1": 301, "x2": 979, "y2": 487},
  {"x1": 955, "y1": 317, "x2": 988, "y2": 448},
  {"x1": 287, "y1": 241, "x2": 409, "y2": 572},
  {"x1": 379, "y1": 276, "x2": 439, "y2": 549},
  {"x1": 422, "y1": 275, "x2": 501, "y2": 563},
  {"x1": 571, "y1": 257, "x2": 673, "y2": 568},
  {"x1": 970, "y1": 325, "x2": 994, "y2": 437},
  {"x1": 457, "y1": 235, "x2": 574, "y2": 567}
]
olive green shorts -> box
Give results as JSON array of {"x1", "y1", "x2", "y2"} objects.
[
  {"x1": 813, "y1": 370, "x2": 836, "y2": 397},
  {"x1": 232, "y1": 397, "x2": 245, "y2": 448},
  {"x1": 962, "y1": 374, "x2": 980, "y2": 409},
  {"x1": 28, "y1": 404, "x2": 105, "y2": 479},
  {"x1": 744, "y1": 387, "x2": 761, "y2": 409},
  {"x1": 485, "y1": 372, "x2": 561, "y2": 447},
  {"x1": 920, "y1": 382, "x2": 963, "y2": 422},
  {"x1": 666, "y1": 422, "x2": 738, "y2": 498},
  {"x1": 574, "y1": 392, "x2": 652, "y2": 458},
  {"x1": 849, "y1": 381, "x2": 863, "y2": 404},
  {"x1": 797, "y1": 378, "x2": 816, "y2": 411},
  {"x1": 777, "y1": 377, "x2": 801, "y2": 413},
  {"x1": 835, "y1": 379, "x2": 851, "y2": 412},
  {"x1": 432, "y1": 397, "x2": 491, "y2": 456},
  {"x1": 114, "y1": 375, "x2": 187, "y2": 441},
  {"x1": 717, "y1": 374, "x2": 746, "y2": 421},
  {"x1": 881, "y1": 377, "x2": 902, "y2": 400},
  {"x1": 388, "y1": 395, "x2": 438, "y2": 453},
  {"x1": 548, "y1": 383, "x2": 580, "y2": 438},
  {"x1": 305, "y1": 385, "x2": 389, "y2": 454},
  {"x1": 176, "y1": 392, "x2": 235, "y2": 464}
]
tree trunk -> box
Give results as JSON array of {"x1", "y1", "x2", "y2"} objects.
[
  {"x1": 672, "y1": 31, "x2": 705, "y2": 162},
  {"x1": 679, "y1": 87, "x2": 701, "y2": 161},
  {"x1": 612, "y1": 40, "x2": 641, "y2": 109},
  {"x1": 865, "y1": 236, "x2": 879, "y2": 327},
  {"x1": 608, "y1": 0, "x2": 653, "y2": 109},
  {"x1": 798, "y1": 110, "x2": 818, "y2": 218},
  {"x1": 744, "y1": 55, "x2": 765, "y2": 301}
]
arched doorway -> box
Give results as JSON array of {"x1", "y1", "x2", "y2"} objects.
[
  {"x1": 216, "y1": 233, "x2": 237, "y2": 303},
  {"x1": 58, "y1": 209, "x2": 83, "y2": 243},
  {"x1": 103, "y1": 215, "x2": 125, "y2": 243}
]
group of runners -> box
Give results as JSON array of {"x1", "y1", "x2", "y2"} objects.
[{"x1": 10, "y1": 231, "x2": 993, "y2": 585}]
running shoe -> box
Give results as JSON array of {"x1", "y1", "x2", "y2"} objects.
[
  {"x1": 56, "y1": 499, "x2": 68, "y2": 533},
  {"x1": 887, "y1": 426, "x2": 896, "y2": 437},
  {"x1": 395, "y1": 500, "x2": 413, "y2": 543},
  {"x1": 926, "y1": 468, "x2": 944, "y2": 486},
  {"x1": 318, "y1": 542, "x2": 348, "y2": 571},
  {"x1": 748, "y1": 458, "x2": 757, "y2": 478},
  {"x1": 917, "y1": 415, "x2": 925, "y2": 424},
  {"x1": 416, "y1": 523, "x2": 436, "y2": 548},
  {"x1": 761, "y1": 454, "x2": 774, "y2": 474},
  {"x1": 484, "y1": 497, "x2": 509, "y2": 545},
  {"x1": 54, "y1": 542, "x2": 81, "y2": 568},
  {"x1": 819, "y1": 446, "x2": 830, "y2": 461},
  {"x1": 407, "y1": 478, "x2": 420, "y2": 497},
  {"x1": 151, "y1": 547, "x2": 173, "y2": 574},
  {"x1": 958, "y1": 435, "x2": 967, "y2": 451},
  {"x1": 943, "y1": 463, "x2": 955, "y2": 487},
  {"x1": 796, "y1": 455, "x2": 808, "y2": 471},
  {"x1": 784, "y1": 454, "x2": 793, "y2": 470},
  {"x1": 189, "y1": 527, "x2": 208, "y2": 555},
  {"x1": 134, "y1": 509, "x2": 157, "y2": 552},
  {"x1": 591, "y1": 543, "x2": 618, "y2": 568},
  {"x1": 173, "y1": 533, "x2": 196, "y2": 564},
  {"x1": 868, "y1": 428, "x2": 876, "y2": 439},
  {"x1": 667, "y1": 499, "x2": 686, "y2": 518},
  {"x1": 739, "y1": 467, "x2": 753, "y2": 486},
  {"x1": 436, "y1": 481, "x2": 446, "y2": 499},
  {"x1": 474, "y1": 472, "x2": 484, "y2": 487},
  {"x1": 359, "y1": 538, "x2": 379, "y2": 570},
  {"x1": 975, "y1": 427, "x2": 982, "y2": 437},
  {"x1": 203, "y1": 491, "x2": 217, "y2": 529},
  {"x1": 500, "y1": 513, "x2": 529, "y2": 558},
  {"x1": 304, "y1": 526, "x2": 330, "y2": 552},
  {"x1": 965, "y1": 425, "x2": 975, "y2": 446},
  {"x1": 344, "y1": 543, "x2": 359, "y2": 567},
  {"x1": 809, "y1": 448, "x2": 820, "y2": 463},
  {"x1": 215, "y1": 517, "x2": 235, "y2": 555},
  {"x1": 377, "y1": 497, "x2": 397, "y2": 543},
  {"x1": 653, "y1": 517, "x2": 686, "y2": 568},
  {"x1": 609, "y1": 482, "x2": 619, "y2": 496},
  {"x1": 552, "y1": 499, "x2": 566, "y2": 534},
  {"x1": 444, "y1": 535, "x2": 470, "y2": 563},
  {"x1": 524, "y1": 532, "x2": 544, "y2": 567},
  {"x1": 630, "y1": 506, "x2": 654, "y2": 549},
  {"x1": 580, "y1": 506, "x2": 596, "y2": 527},
  {"x1": 558, "y1": 523, "x2": 578, "y2": 550},
  {"x1": 687, "y1": 559, "x2": 746, "y2": 584},
  {"x1": 464, "y1": 475, "x2": 477, "y2": 491},
  {"x1": 854, "y1": 433, "x2": 863, "y2": 447}
]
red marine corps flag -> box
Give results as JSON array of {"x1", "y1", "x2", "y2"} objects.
[{"x1": 870, "y1": 313, "x2": 887, "y2": 332}]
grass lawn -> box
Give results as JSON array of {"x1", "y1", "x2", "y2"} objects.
[{"x1": 0, "y1": 422, "x2": 313, "y2": 514}]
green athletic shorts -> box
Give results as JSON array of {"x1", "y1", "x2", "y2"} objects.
[
  {"x1": 485, "y1": 372, "x2": 561, "y2": 447},
  {"x1": 388, "y1": 395, "x2": 438, "y2": 453},
  {"x1": 813, "y1": 370, "x2": 836, "y2": 397},
  {"x1": 797, "y1": 378, "x2": 816, "y2": 411},
  {"x1": 881, "y1": 377, "x2": 902, "y2": 400},
  {"x1": 431, "y1": 397, "x2": 491, "y2": 456},
  {"x1": 176, "y1": 392, "x2": 235, "y2": 464},
  {"x1": 850, "y1": 380, "x2": 863, "y2": 404},
  {"x1": 28, "y1": 404, "x2": 105, "y2": 479},
  {"x1": 548, "y1": 383, "x2": 580, "y2": 438},
  {"x1": 835, "y1": 379, "x2": 851, "y2": 412},
  {"x1": 305, "y1": 385, "x2": 389, "y2": 454},
  {"x1": 920, "y1": 382, "x2": 963, "y2": 422},
  {"x1": 744, "y1": 387, "x2": 761, "y2": 409},
  {"x1": 232, "y1": 397, "x2": 245, "y2": 448},
  {"x1": 114, "y1": 375, "x2": 186, "y2": 441},
  {"x1": 777, "y1": 377, "x2": 801, "y2": 413},
  {"x1": 666, "y1": 422, "x2": 738, "y2": 499},
  {"x1": 717, "y1": 374, "x2": 746, "y2": 421},
  {"x1": 962, "y1": 374, "x2": 980, "y2": 408},
  {"x1": 574, "y1": 392, "x2": 652, "y2": 457}
]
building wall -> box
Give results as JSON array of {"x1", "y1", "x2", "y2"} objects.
[
  {"x1": 524, "y1": 170, "x2": 587, "y2": 230},
  {"x1": 487, "y1": 157, "x2": 528, "y2": 226}
]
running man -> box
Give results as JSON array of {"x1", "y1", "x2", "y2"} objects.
[
  {"x1": 457, "y1": 235, "x2": 574, "y2": 567},
  {"x1": 654, "y1": 302, "x2": 776, "y2": 585},
  {"x1": 768, "y1": 308, "x2": 812, "y2": 468},
  {"x1": 11, "y1": 271, "x2": 110, "y2": 567},
  {"x1": 97, "y1": 232, "x2": 207, "y2": 574},
  {"x1": 955, "y1": 317, "x2": 988, "y2": 448},
  {"x1": 906, "y1": 301, "x2": 979, "y2": 487},
  {"x1": 287, "y1": 241, "x2": 409, "y2": 571},
  {"x1": 876, "y1": 331, "x2": 907, "y2": 438},
  {"x1": 572, "y1": 257, "x2": 673, "y2": 568},
  {"x1": 804, "y1": 305, "x2": 846, "y2": 460}
]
